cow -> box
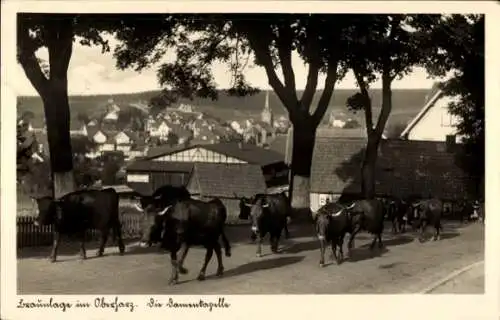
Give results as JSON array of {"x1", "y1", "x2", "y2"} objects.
[
  {"x1": 133, "y1": 185, "x2": 191, "y2": 247},
  {"x1": 410, "y1": 198, "x2": 443, "y2": 241},
  {"x1": 141, "y1": 197, "x2": 232, "y2": 285},
  {"x1": 33, "y1": 188, "x2": 125, "y2": 263},
  {"x1": 238, "y1": 193, "x2": 291, "y2": 257},
  {"x1": 314, "y1": 202, "x2": 363, "y2": 267},
  {"x1": 386, "y1": 198, "x2": 410, "y2": 234},
  {"x1": 343, "y1": 199, "x2": 386, "y2": 252}
]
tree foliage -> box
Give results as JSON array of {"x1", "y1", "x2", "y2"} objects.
[
  {"x1": 414, "y1": 14, "x2": 484, "y2": 196},
  {"x1": 343, "y1": 15, "x2": 424, "y2": 198},
  {"x1": 17, "y1": 14, "x2": 113, "y2": 196}
]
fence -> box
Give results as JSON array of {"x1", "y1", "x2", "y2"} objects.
[{"x1": 17, "y1": 212, "x2": 144, "y2": 248}]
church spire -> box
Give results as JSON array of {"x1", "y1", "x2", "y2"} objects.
[{"x1": 261, "y1": 90, "x2": 273, "y2": 125}]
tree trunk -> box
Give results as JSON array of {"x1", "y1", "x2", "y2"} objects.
[
  {"x1": 289, "y1": 121, "x2": 316, "y2": 220},
  {"x1": 42, "y1": 84, "x2": 75, "y2": 199},
  {"x1": 361, "y1": 136, "x2": 379, "y2": 200}
]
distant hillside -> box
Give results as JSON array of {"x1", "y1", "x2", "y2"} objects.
[{"x1": 17, "y1": 89, "x2": 429, "y2": 128}]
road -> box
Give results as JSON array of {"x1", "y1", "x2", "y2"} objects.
[{"x1": 17, "y1": 221, "x2": 484, "y2": 294}]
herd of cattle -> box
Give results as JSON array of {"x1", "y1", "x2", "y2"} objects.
[{"x1": 29, "y1": 186, "x2": 484, "y2": 285}]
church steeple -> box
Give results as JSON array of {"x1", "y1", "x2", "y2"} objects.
[{"x1": 261, "y1": 90, "x2": 273, "y2": 125}]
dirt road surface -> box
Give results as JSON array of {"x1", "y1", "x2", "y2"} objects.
[{"x1": 17, "y1": 221, "x2": 484, "y2": 294}]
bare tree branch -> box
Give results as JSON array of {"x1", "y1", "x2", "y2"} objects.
[
  {"x1": 353, "y1": 67, "x2": 374, "y2": 136},
  {"x1": 312, "y1": 58, "x2": 339, "y2": 126},
  {"x1": 245, "y1": 29, "x2": 298, "y2": 120},
  {"x1": 18, "y1": 26, "x2": 49, "y2": 96},
  {"x1": 276, "y1": 24, "x2": 297, "y2": 100},
  {"x1": 374, "y1": 70, "x2": 393, "y2": 137}
]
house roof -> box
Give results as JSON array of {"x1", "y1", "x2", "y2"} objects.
[
  {"x1": 189, "y1": 163, "x2": 267, "y2": 198},
  {"x1": 400, "y1": 84, "x2": 443, "y2": 138},
  {"x1": 310, "y1": 137, "x2": 470, "y2": 199},
  {"x1": 126, "y1": 160, "x2": 194, "y2": 173},
  {"x1": 146, "y1": 142, "x2": 285, "y2": 166}
]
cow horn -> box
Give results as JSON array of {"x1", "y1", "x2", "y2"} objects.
[
  {"x1": 262, "y1": 203, "x2": 269, "y2": 208},
  {"x1": 244, "y1": 202, "x2": 253, "y2": 207},
  {"x1": 154, "y1": 195, "x2": 162, "y2": 200},
  {"x1": 330, "y1": 209, "x2": 343, "y2": 217},
  {"x1": 346, "y1": 203, "x2": 356, "y2": 210},
  {"x1": 158, "y1": 205, "x2": 172, "y2": 216},
  {"x1": 134, "y1": 203, "x2": 144, "y2": 212}
]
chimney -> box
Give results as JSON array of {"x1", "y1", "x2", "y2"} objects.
[
  {"x1": 238, "y1": 141, "x2": 243, "y2": 149},
  {"x1": 445, "y1": 134, "x2": 456, "y2": 152}
]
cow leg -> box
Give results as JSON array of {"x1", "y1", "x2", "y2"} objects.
[
  {"x1": 330, "y1": 239, "x2": 340, "y2": 265},
  {"x1": 97, "y1": 230, "x2": 109, "y2": 257},
  {"x1": 256, "y1": 231, "x2": 266, "y2": 257},
  {"x1": 177, "y1": 242, "x2": 190, "y2": 274},
  {"x1": 432, "y1": 221, "x2": 441, "y2": 241},
  {"x1": 168, "y1": 245, "x2": 180, "y2": 285},
  {"x1": 113, "y1": 223, "x2": 126, "y2": 255},
  {"x1": 271, "y1": 232, "x2": 281, "y2": 254},
  {"x1": 197, "y1": 246, "x2": 214, "y2": 281},
  {"x1": 391, "y1": 218, "x2": 398, "y2": 234},
  {"x1": 347, "y1": 226, "x2": 361, "y2": 256},
  {"x1": 284, "y1": 222, "x2": 290, "y2": 239},
  {"x1": 377, "y1": 232, "x2": 384, "y2": 249},
  {"x1": 213, "y1": 242, "x2": 224, "y2": 277},
  {"x1": 319, "y1": 239, "x2": 326, "y2": 267},
  {"x1": 338, "y1": 235, "x2": 345, "y2": 264},
  {"x1": 369, "y1": 234, "x2": 378, "y2": 250},
  {"x1": 419, "y1": 221, "x2": 428, "y2": 242},
  {"x1": 220, "y1": 230, "x2": 232, "y2": 257},
  {"x1": 79, "y1": 231, "x2": 87, "y2": 260},
  {"x1": 49, "y1": 232, "x2": 60, "y2": 263}
]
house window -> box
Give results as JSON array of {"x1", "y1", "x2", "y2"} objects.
[
  {"x1": 440, "y1": 107, "x2": 457, "y2": 127},
  {"x1": 319, "y1": 194, "x2": 333, "y2": 207},
  {"x1": 127, "y1": 174, "x2": 149, "y2": 183}
]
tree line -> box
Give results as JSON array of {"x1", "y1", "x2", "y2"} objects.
[{"x1": 17, "y1": 14, "x2": 484, "y2": 215}]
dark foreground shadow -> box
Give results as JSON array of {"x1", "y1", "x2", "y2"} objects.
[
  {"x1": 359, "y1": 235, "x2": 414, "y2": 249},
  {"x1": 178, "y1": 256, "x2": 305, "y2": 284},
  {"x1": 415, "y1": 230, "x2": 461, "y2": 242},
  {"x1": 17, "y1": 239, "x2": 139, "y2": 260},
  {"x1": 281, "y1": 239, "x2": 319, "y2": 254},
  {"x1": 347, "y1": 246, "x2": 389, "y2": 263}
]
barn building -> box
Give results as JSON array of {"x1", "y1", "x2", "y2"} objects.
[
  {"x1": 305, "y1": 137, "x2": 474, "y2": 213},
  {"x1": 125, "y1": 142, "x2": 289, "y2": 219}
]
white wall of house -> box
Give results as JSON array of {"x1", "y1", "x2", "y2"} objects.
[
  {"x1": 115, "y1": 132, "x2": 131, "y2": 144},
  {"x1": 406, "y1": 95, "x2": 460, "y2": 142},
  {"x1": 310, "y1": 193, "x2": 341, "y2": 213},
  {"x1": 93, "y1": 131, "x2": 107, "y2": 144},
  {"x1": 152, "y1": 147, "x2": 246, "y2": 164},
  {"x1": 127, "y1": 173, "x2": 150, "y2": 183}
]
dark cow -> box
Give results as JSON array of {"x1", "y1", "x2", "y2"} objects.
[
  {"x1": 410, "y1": 198, "x2": 443, "y2": 241},
  {"x1": 238, "y1": 193, "x2": 291, "y2": 257},
  {"x1": 314, "y1": 202, "x2": 363, "y2": 266},
  {"x1": 134, "y1": 185, "x2": 191, "y2": 247},
  {"x1": 344, "y1": 199, "x2": 386, "y2": 251},
  {"x1": 33, "y1": 188, "x2": 125, "y2": 262},
  {"x1": 142, "y1": 197, "x2": 232, "y2": 285},
  {"x1": 386, "y1": 198, "x2": 410, "y2": 234}
]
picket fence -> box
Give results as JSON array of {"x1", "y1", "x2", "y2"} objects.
[{"x1": 16, "y1": 213, "x2": 143, "y2": 248}]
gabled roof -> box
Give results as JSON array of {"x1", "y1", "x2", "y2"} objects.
[
  {"x1": 145, "y1": 142, "x2": 285, "y2": 166},
  {"x1": 400, "y1": 84, "x2": 443, "y2": 138},
  {"x1": 126, "y1": 160, "x2": 194, "y2": 173},
  {"x1": 189, "y1": 163, "x2": 267, "y2": 198},
  {"x1": 310, "y1": 137, "x2": 470, "y2": 199}
]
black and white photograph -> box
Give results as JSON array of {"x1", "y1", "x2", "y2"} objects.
[{"x1": 1, "y1": 1, "x2": 498, "y2": 319}]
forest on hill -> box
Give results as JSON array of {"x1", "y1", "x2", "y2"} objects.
[{"x1": 17, "y1": 88, "x2": 430, "y2": 128}]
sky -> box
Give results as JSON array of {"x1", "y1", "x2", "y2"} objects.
[{"x1": 15, "y1": 36, "x2": 440, "y2": 97}]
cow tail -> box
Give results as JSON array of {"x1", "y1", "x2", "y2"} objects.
[{"x1": 219, "y1": 205, "x2": 231, "y2": 257}]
